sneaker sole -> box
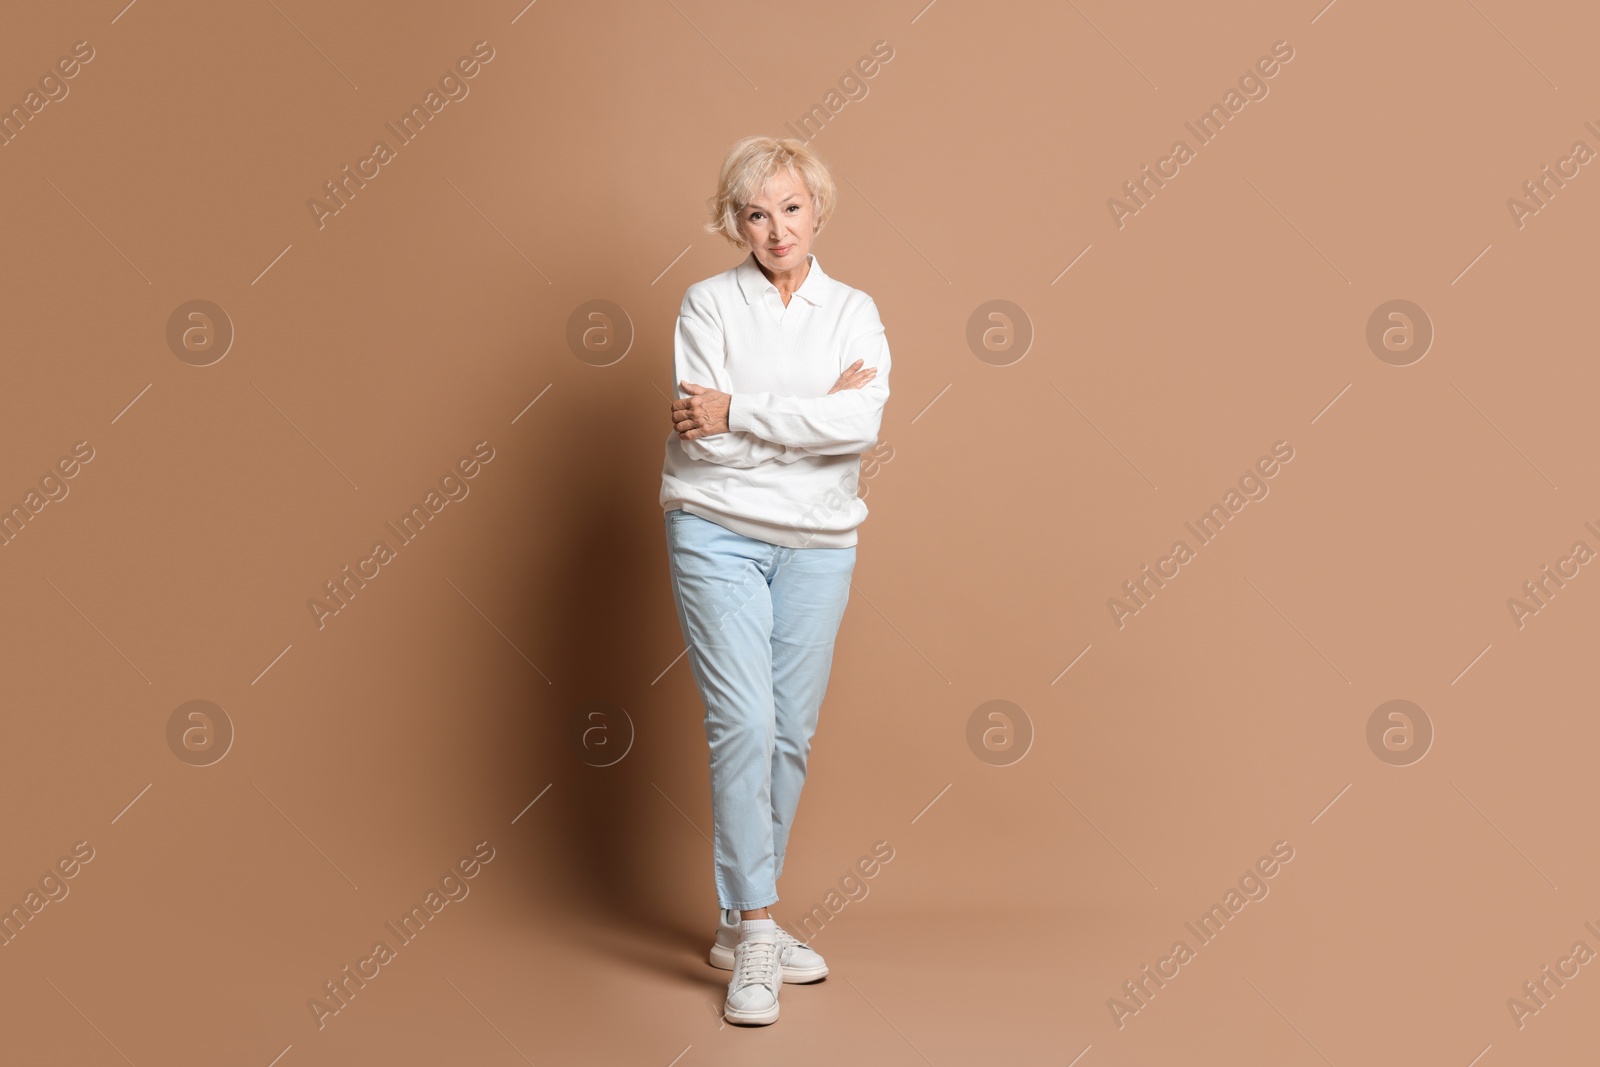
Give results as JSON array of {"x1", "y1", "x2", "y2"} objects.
[
  {"x1": 723, "y1": 1000, "x2": 781, "y2": 1025},
  {"x1": 709, "y1": 942, "x2": 829, "y2": 983}
]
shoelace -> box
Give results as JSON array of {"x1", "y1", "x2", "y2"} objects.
[
  {"x1": 773, "y1": 929, "x2": 810, "y2": 956},
  {"x1": 732, "y1": 937, "x2": 779, "y2": 986}
]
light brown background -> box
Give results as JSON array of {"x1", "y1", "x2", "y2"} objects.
[{"x1": 2, "y1": 0, "x2": 1597, "y2": 1063}]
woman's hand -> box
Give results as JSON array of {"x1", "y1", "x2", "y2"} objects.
[
  {"x1": 673, "y1": 382, "x2": 732, "y2": 441},
  {"x1": 829, "y1": 359, "x2": 878, "y2": 394}
]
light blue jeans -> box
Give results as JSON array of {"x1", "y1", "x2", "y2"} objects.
[{"x1": 663, "y1": 508, "x2": 856, "y2": 911}]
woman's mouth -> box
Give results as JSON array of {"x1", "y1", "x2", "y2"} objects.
[{"x1": 770, "y1": 245, "x2": 792, "y2": 256}]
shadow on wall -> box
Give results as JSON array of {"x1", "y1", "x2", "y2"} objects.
[{"x1": 490, "y1": 413, "x2": 715, "y2": 969}]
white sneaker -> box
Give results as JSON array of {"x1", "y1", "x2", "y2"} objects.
[
  {"x1": 709, "y1": 908, "x2": 829, "y2": 982},
  {"x1": 723, "y1": 926, "x2": 782, "y2": 1025}
]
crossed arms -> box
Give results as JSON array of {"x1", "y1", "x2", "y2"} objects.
[{"x1": 669, "y1": 289, "x2": 891, "y2": 469}]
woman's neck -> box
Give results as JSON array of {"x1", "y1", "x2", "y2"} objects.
[{"x1": 761, "y1": 253, "x2": 810, "y2": 302}]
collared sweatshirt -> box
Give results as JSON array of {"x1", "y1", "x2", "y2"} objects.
[{"x1": 659, "y1": 251, "x2": 892, "y2": 548}]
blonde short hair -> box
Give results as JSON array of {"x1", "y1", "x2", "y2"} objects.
[{"x1": 703, "y1": 135, "x2": 837, "y2": 249}]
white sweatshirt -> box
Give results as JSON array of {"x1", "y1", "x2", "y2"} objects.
[{"x1": 659, "y1": 252, "x2": 892, "y2": 549}]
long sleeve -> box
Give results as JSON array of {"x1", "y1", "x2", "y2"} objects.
[
  {"x1": 727, "y1": 297, "x2": 890, "y2": 455},
  {"x1": 672, "y1": 288, "x2": 813, "y2": 469}
]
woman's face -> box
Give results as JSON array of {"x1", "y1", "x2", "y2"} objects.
[{"x1": 736, "y1": 167, "x2": 816, "y2": 277}]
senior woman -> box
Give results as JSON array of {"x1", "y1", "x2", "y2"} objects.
[{"x1": 660, "y1": 135, "x2": 892, "y2": 1026}]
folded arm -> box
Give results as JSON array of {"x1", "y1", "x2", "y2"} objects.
[
  {"x1": 672, "y1": 290, "x2": 814, "y2": 469},
  {"x1": 728, "y1": 299, "x2": 891, "y2": 455}
]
